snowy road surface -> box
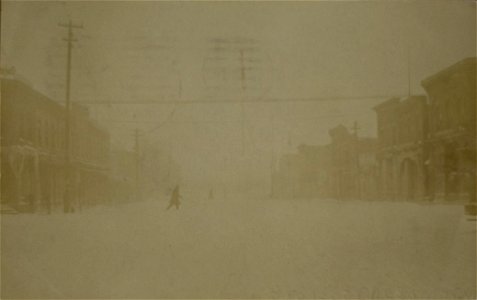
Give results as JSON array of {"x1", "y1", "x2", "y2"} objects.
[{"x1": 1, "y1": 197, "x2": 476, "y2": 298}]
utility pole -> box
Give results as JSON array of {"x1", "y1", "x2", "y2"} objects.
[
  {"x1": 352, "y1": 121, "x2": 361, "y2": 200},
  {"x1": 134, "y1": 129, "x2": 141, "y2": 202},
  {"x1": 58, "y1": 20, "x2": 82, "y2": 213},
  {"x1": 270, "y1": 109, "x2": 276, "y2": 198},
  {"x1": 407, "y1": 46, "x2": 412, "y2": 97},
  {"x1": 239, "y1": 49, "x2": 247, "y2": 155}
]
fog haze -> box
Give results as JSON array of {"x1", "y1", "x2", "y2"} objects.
[{"x1": 1, "y1": 0, "x2": 475, "y2": 188}]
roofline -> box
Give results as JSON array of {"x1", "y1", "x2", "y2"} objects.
[
  {"x1": 373, "y1": 97, "x2": 400, "y2": 111},
  {"x1": 421, "y1": 57, "x2": 476, "y2": 88},
  {"x1": 2, "y1": 78, "x2": 65, "y2": 112},
  {"x1": 2, "y1": 78, "x2": 110, "y2": 137}
]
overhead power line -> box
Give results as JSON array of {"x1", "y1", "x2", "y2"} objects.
[
  {"x1": 95, "y1": 109, "x2": 373, "y2": 125},
  {"x1": 74, "y1": 94, "x2": 407, "y2": 105}
]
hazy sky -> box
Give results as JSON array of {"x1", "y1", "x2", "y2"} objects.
[{"x1": 2, "y1": 0, "x2": 475, "y2": 185}]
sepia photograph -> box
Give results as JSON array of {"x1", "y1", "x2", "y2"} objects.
[{"x1": 0, "y1": 0, "x2": 476, "y2": 299}]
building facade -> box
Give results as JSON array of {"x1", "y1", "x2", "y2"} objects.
[
  {"x1": 272, "y1": 144, "x2": 331, "y2": 199},
  {"x1": 69, "y1": 103, "x2": 110, "y2": 209},
  {"x1": 328, "y1": 124, "x2": 378, "y2": 200},
  {"x1": 421, "y1": 57, "x2": 476, "y2": 202},
  {"x1": 374, "y1": 95, "x2": 428, "y2": 201},
  {"x1": 328, "y1": 125, "x2": 359, "y2": 200},
  {"x1": 1, "y1": 77, "x2": 110, "y2": 212}
]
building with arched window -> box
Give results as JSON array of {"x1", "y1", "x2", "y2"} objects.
[
  {"x1": 373, "y1": 95, "x2": 428, "y2": 201},
  {"x1": 421, "y1": 57, "x2": 476, "y2": 202}
]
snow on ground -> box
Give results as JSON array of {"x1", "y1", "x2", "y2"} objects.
[{"x1": 1, "y1": 195, "x2": 476, "y2": 299}]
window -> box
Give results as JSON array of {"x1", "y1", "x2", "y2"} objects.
[
  {"x1": 18, "y1": 113, "x2": 25, "y2": 139},
  {"x1": 60, "y1": 125, "x2": 64, "y2": 148},
  {"x1": 26, "y1": 114, "x2": 33, "y2": 142},
  {"x1": 444, "y1": 98, "x2": 451, "y2": 129},
  {"x1": 39, "y1": 118, "x2": 43, "y2": 147},
  {"x1": 53, "y1": 123, "x2": 57, "y2": 149},
  {"x1": 37, "y1": 119, "x2": 41, "y2": 146},
  {"x1": 46, "y1": 120, "x2": 50, "y2": 149},
  {"x1": 45, "y1": 121, "x2": 49, "y2": 148}
]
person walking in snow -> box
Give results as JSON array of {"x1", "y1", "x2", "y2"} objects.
[{"x1": 166, "y1": 185, "x2": 182, "y2": 210}]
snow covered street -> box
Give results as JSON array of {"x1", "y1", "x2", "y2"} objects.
[{"x1": 1, "y1": 196, "x2": 476, "y2": 299}]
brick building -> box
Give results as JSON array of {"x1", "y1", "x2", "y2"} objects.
[
  {"x1": 358, "y1": 137, "x2": 380, "y2": 200},
  {"x1": 421, "y1": 57, "x2": 476, "y2": 202},
  {"x1": 1, "y1": 76, "x2": 110, "y2": 212},
  {"x1": 272, "y1": 144, "x2": 331, "y2": 199},
  {"x1": 69, "y1": 103, "x2": 110, "y2": 208},
  {"x1": 328, "y1": 124, "x2": 378, "y2": 200},
  {"x1": 373, "y1": 95, "x2": 428, "y2": 201}
]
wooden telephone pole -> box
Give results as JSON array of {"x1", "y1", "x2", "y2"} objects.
[
  {"x1": 58, "y1": 20, "x2": 82, "y2": 213},
  {"x1": 134, "y1": 129, "x2": 142, "y2": 202},
  {"x1": 352, "y1": 121, "x2": 361, "y2": 200}
]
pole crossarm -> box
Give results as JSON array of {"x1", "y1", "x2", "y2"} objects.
[{"x1": 58, "y1": 22, "x2": 83, "y2": 29}]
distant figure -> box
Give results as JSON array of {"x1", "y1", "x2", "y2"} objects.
[
  {"x1": 208, "y1": 188, "x2": 214, "y2": 200},
  {"x1": 167, "y1": 185, "x2": 182, "y2": 210}
]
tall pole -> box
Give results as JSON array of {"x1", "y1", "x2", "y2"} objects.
[
  {"x1": 407, "y1": 46, "x2": 411, "y2": 97},
  {"x1": 134, "y1": 129, "x2": 141, "y2": 202},
  {"x1": 352, "y1": 121, "x2": 361, "y2": 200},
  {"x1": 270, "y1": 109, "x2": 275, "y2": 198},
  {"x1": 59, "y1": 20, "x2": 82, "y2": 213},
  {"x1": 240, "y1": 49, "x2": 246, "y2": 155}
]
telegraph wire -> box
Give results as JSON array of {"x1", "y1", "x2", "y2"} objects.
[
  {"x1": 71, "y1": 94, "x2": 407, "y2": 105},
  {"x1": 97, "y1": 109, "x2": 373, "y2": 125}
]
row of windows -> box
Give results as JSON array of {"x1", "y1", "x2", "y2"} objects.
[
  {"x1": 17, "y1": 111, "x2": 108, "y2": 164},
  {"x1": 72, "y1": 133, "x2": 108, "y2": 163},
  {"x1": 430, "y1": 93, "x2": 471, "y2": 132},
  {"x1": 378, "y1": 122, "x2": 422, "y2": 147},
  {"x1": 18, "y1": 113, "x2": 65, "y2": 151},
  {"x1": 377, "y1": 105, "x2": 425, "y2": 147}
]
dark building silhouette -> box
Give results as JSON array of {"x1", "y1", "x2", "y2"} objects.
[
  {"x1": 1, "y1": 77, "x2": 110, "y2": 212},
  {"x1": 272, "y1": 127, "x2": 378, "y2": 201},
  {"x1": 374, "y1": 95, "x2": 428, "y2": 201},
  {"x1": 357, "y1": 138, "x2": 380, "y2": 200},
  {"x1": 272, "y1": 144, "x2": 331, "y2": 199},
  {"x1": 328, "y1": 125, "x2": 378, "y2": 200},
  {"x1": 421, "y1": 57, "x2": 476, "y2": 202}
]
